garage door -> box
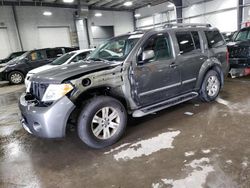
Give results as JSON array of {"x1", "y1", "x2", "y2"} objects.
[
  {"x1": 0, "y1": 28, "x2": 11, "y2": 59},
  {"x1": 38, "y1": 27, "x2": 71, "y2": 48}
]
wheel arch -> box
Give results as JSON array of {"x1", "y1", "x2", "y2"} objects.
[
  {"x1": 196, "y1": 59, "x2": 224, "y2": 90},
  {"x1": 74, "y1": 86, "x2": 127, "y2": 108}
]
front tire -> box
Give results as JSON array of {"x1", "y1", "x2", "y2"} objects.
[
  {"x1": 200, "y1": 70, "x2": 221, "y2": 102},
  {"x1": 77, "y1": 96, "x2": 127, "y2": 149},
  {"x1": 8, "y1": 71, "x2": 24, "y2": 84}
]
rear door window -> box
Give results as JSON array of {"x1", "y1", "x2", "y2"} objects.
[
  {"x1": 205, "y1": 30, "x2": 225, "y2": 48},
  {"x1": 176, "y1": 32, "x2": 195, "y2": 54}
]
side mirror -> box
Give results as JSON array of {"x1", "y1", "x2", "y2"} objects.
[{"x1": 142, "y1": 50, "x2": 155, "y2": 62}]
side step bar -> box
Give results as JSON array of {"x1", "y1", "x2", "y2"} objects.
[{"x1": 132, "y1": 92, "x2": 199, "y2": 118}]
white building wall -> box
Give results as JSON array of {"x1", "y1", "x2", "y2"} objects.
[
  {"x1": 182, "y1": 0, "x2": 238, "y2": 32},
  {"x1": 0, "y1": 6, "x2": 22, "y2": 55},
  {"x1": 87, "y1": 10, "x2": 134, "y2": 47},
  {"x1": 15, "y1": 6, "x2": 76, "y2": 51},
  {"x1": 243, "y1": 0, "x2": 250, "y2": 25},
  {"x1": 135, "y1": 0, "x2": 238, "y2": 32},
  {"x1": 135, "y1": 2, "x2": 176, "y2": 29}
]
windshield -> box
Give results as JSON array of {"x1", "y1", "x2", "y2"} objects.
[
  {"x1": 16, "y1": 51, "x2": 29, "y2": 60},
  {"x1": 235, "y1": 29, "x2": 250, "y2": 41},
  {"x1": 50, "y1": 52, "x2": 76, "y2": 65},
  {"x1": 6, "y1": 51, "x2": 29, "y2": 64},
  {"x1": 87, "y1": 35, "x2": 142, "y2": 61}
]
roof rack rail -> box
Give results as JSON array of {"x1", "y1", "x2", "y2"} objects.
[
  {"x1": 129, "y1": 30, "x2": 145, "y2": 34},
  {"x1": 163, "y1": 23, "x2": 212, "y2": 28}
]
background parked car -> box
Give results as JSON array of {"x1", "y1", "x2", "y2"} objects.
[
  {"x1": 227, "y1": 27, "x2": 250, "y2": 69},
  {"x1": 221, "y1": 31, "x2": 237, "y2": 43},
  {"x1": 0, "y1": 47, "x2": 77, "y2": 84},
  {"x1": 0, "y1": 51, "x2": 27, "y2": 65},
  {"x1": 25, "y1": 49, "x2": 93, "y2": 86}
]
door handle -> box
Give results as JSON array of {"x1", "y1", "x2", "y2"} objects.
[{"x1": 169, "y1": 62, "x2": 178, "y2": 68}]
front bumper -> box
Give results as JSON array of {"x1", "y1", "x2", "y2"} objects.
[
  {"x1": 19, "y1": 93, "x2": 75, "y2": 138},
  {"x1": 229, "y1": 58, "x2": 250, "y2": 68}
]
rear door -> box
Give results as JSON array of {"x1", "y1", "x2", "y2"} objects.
[
  {"x1": 204, "y1": 30, "x2": 228, "y2": 74},
  {"x1": 175, "y1": 31, "x2": 208, "y2": 93},
  {"x1": 132, "y1": 32, "x2": 181, "y2": 106}
]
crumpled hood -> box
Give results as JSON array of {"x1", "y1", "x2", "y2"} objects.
[{"x1": 30, "y1": 61, "x2": 122, "y2": 84}]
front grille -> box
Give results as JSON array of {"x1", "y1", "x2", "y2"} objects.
[
  {"x1": 29, "y1": 82, "x2": 49, "y2": 101},
  {"x1": 229, "y1": 46, "x2": 249, "y2": 58}
]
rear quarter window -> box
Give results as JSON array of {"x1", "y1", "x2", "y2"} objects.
[{"x1": 205, "y1": 30, "x2": 225, "y2": 48}]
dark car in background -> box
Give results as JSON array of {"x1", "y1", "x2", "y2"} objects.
[
  {"x1": 0, "y1": 47, "x2": 78, "y2": 84},
  {"x1": 227, "y1": 27, "x2": 250, "y2": 69},
  {"x1": 221, "y1": 31, "x2": 237, "y2": 42},
  {"x1": 0, "y1": 51, "x2": 27, "y2": 64}
]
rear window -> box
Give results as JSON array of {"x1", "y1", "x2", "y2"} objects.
[
  {"x1": 176, "y1": 32, "x2": 195, "y2": 54},
  {"x1": 205, "y1": 30, "x2": 225, "y2": 48}
]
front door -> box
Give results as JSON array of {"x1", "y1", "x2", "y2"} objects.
[{"x1": 132, "y1": 33, "x2": 181, "y2": 106}]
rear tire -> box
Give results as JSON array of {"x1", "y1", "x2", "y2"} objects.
[
  {"x1": 200, "y1": 70, "x2": 221, "y2": 102},
  {"x1": 77, "y1": 96, "x2": 127, "y2": 149},
  {"x1": 8, "y1": 71, "x2": 24, "y2": 85}
]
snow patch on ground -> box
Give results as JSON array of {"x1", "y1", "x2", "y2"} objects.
[
  {"x1": 202, "y1": 149, "x2": 211, "y2": 154},
  {"x1": 226, "y1": 160, "x2": 233, "y2": 164},
  {"x1": 216, "y1": 97, "x2": 231, "y2": 107},
  {"x1": 216, "y1": 97, "x2": 250, "y2": 115},
  {"x1": 184, "y1": 112, "x2": 194, "y2": 116},
  {"x1": 185, "y1": 151, "x2": 195, "y2": 157},
  {"x1": 152, "y1": 158, "x2": 214, "y2": 188},
  {"x1": 105, "y1": 130, "x2": 181, "y2": 161},
  {"x1": 242, "y1": 161, "x2": 248, "y2": 168}
]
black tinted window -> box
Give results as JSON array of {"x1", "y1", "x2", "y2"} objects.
[
  {"x1": 138, "y1": 34, "x2": 172, "y2": 62},
  {"x1": 191, "y1": 31, "x2": 201, "y2": 49},
  {"x1": 176, "y1": 32, "x2": 195, "y2": 54},
  {"x1": 46, "y1": 49, "x2": 63, "y2": 58},
  {"x1": 205, "y1": 30, "x2": 225, "y2": 48}
]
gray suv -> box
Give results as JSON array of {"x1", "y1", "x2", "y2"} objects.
[{"x1": 19, "y1": 24, "x2": 229, "y2": 148}]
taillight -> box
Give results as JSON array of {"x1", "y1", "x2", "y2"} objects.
[{"x1": 226, "y1": 48, "x2": 229, "y2": 64}]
